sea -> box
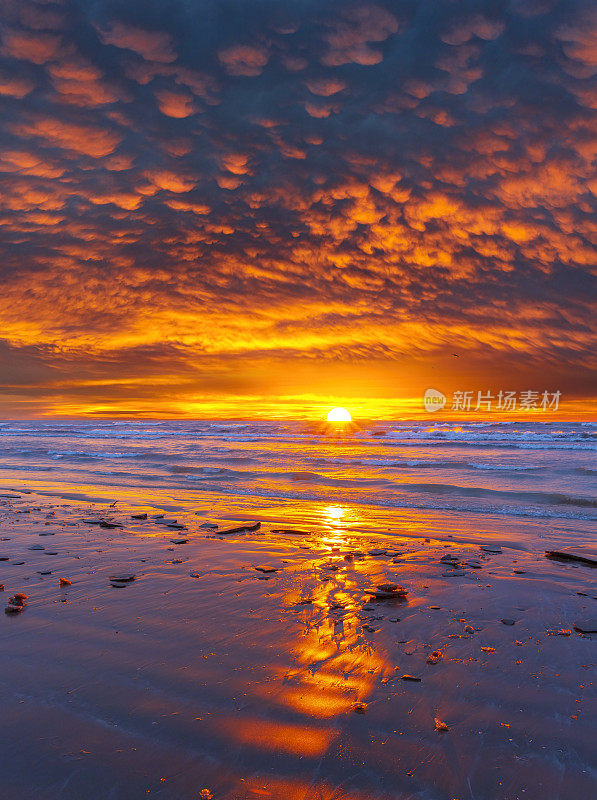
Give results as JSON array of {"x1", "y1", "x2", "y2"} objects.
[{"x1": 0, "y1": 419, "x2": 595, "y2": 547}]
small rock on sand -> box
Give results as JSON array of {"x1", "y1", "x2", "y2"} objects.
[
  {"x1": 573, "y1": 618, "x2": 597, "y2": 633},
  {"x1": 59, "y1": 577, "x2": 71, "y2": 587},
  {"x1": 481, "y1": 545, "x2": 503, "y2": 554},
  {"x1": 170, "y1": 539, "x2": 188, "y2": 544},
  {"x1": 254, "y1": 565, "x2": 279, "y2": 573},
  {"x1": 28, "y1": 545, "x2": 45, "y2": 550},
  {"x1": 352, "y1": 702, "x2": 367, "y2": 714},
  {"x1": 369, "y1": 583, "x2": 408, "y2": 599},
  {"x1": 401, "y1": 674, "x2": 421, "y2": 682},
  {"x1": 131, "y1": 513, "x2": 148, "y2": 520},
  {"x1": 109, "y1": 574, "x2": 135, "y2": 582},
  {"x1": 501, "y1": 618, "x2": 516, "y2": 625},
  {"x1": 545, "y1": 547, "x2": 597, "y2": 566}
]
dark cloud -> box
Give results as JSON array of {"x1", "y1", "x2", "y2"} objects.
[{"x1": 0, "y1": 0, "x2": 595, "y2": 415}]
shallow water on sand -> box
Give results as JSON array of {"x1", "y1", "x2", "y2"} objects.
[
  {"x1": 0, "y1": 420, "x2": 595, "y2": 799},
  {"x1": 0, "y1": 494, "x2": 595, "y2": 800},
  {"x1": 0, "y1": 419, "x2": 596, "y2": 530}
]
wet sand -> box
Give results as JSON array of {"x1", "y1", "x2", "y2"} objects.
[{"x1": 0, "y1": 490, "x2": 595, "y2": 800}]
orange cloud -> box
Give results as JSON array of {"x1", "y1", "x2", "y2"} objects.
[
  {"x1": 0, "y1": 71, "x2": 34, "y2": 97},
  {"x1": 98, "y1": 22, "x2": 177, "y2": 63},
  {"x1": 1, "y1": 29, "x2": 61, "y2": 64},
  {"x1": 322, "y1": 4, "x2": 398, "y2": 66},
  {"x1": 218, "y1": 44, "x2": 269, "y2": 76},
  {"x1": 155, "y1": 88, "x2": 197, "y2": 118},
  {"x1": 11, "y1": 115, "x2": 122, "y2": 157}
]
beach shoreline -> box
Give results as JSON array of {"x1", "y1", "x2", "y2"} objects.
[{"x1": 0, "y1": 489, "x2": 595, "y2": 799}]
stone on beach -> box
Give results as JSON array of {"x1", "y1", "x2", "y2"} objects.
[
  {"x1": 401, "y1": 674, "x2": 421, "y2": 682},
  {"x1": 254, "y1": 565, "x2": 279, "y2": 573},
  {"x1": 99, "y1": 519, "x2": 122, "y2": 529},
  {"x1": 217, "y1": 522, "x2": 261, "y2": 535},
  {"x1": 131, "y1": 513, "x2": 148, "y2": 520},
  {"x1": 573, "y1": 618, "x2": 597, "y2": 633},
  {"x1": 271, "y1": 528, "x2": 311, "y2": 535},
  {"x1": 108, "y1": 574, "x2": 135, "y2": 582},
  {"x1": 59, "y1": 577, "x2": 71, "y2": 587},
  {"x1": 368, "y1": 583, "x2": 408, "y2": 599},
  {"x1": 481, "y1": 545, "x2": 503, "y2": 553},
  {"x1": 501, "y1": 618, "x2": 516, "y2": 625},
  {"x1": 426, "y1": 649, "x2": 442, "y2": 664},
  {"x1": 170, "y1": 539, "x2": 189, "y2": 544},
  {"x1": 545, "y1": 547, "x2": 597, "y2": 566}
]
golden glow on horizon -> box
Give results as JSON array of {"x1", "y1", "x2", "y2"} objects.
[{"x1": 326, "y1": 407, "x2": 351, "y2": 422}]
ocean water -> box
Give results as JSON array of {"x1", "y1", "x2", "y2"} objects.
[{"x1": 0, "y1": 420, "x2": 595, "y2": 537}]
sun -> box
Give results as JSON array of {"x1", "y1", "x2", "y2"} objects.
[{"x1": 326, "y1": 407, "x2": 351, "y2": 423}]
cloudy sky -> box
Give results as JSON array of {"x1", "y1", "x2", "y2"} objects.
[{"x1": 0, "y1": 0, "x2": 595, "y2": 418}]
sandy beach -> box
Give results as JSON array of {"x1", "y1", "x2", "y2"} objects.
[{"x1": 1, "y1": 487, "x2": 595, "y2": 800}]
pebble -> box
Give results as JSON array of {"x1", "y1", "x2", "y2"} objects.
[
  {"x1": 481, "y1": 545, "x2": 502, "y2": 554},
  {"x1": 82, "y1": 519, "x2": 101, "y2": 524},
  {"x1": 369, "y1": 583, "x2": 408, "y2": 599},
  {"x1": 573, "y1": 618, "x2": 597, "y2": 633},
  {"x1": 59, "y1": 577, "x2": 71, "y2": 587},
  {"x1": 131, "y1": 513, "x2": 148, "y2": 520},
  {"x1": 464, "y1": 625, "x2": 475, "y2": 634},
  {"x1": 170, "y1": 539, "x2": 189, "y2": 545},
  {"x1": 254, "y1": 565, "x2": 278, "y2": 573},
  {"x1": 352, "y1": 702, "x2": 367, "y2": 714},
  {"x1": 43, "y1": 551, "x2": 58, "y2": 555},
  {"x1": 37, "y1": 570, "x2": 52, "y2": 575},
  {"x1": 108, "y1": 574, "x2": 135, "y2": 582},
  {"x1": 401, "y1": 674, "x2": 421, "y2": 682},
  {"x1": 28, "y1": 545, "x2": 45, "y2": 550},
  {"x1": 501, "y1": 619, "x2": 516, "y2": 626}
]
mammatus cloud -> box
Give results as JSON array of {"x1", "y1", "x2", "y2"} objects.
[{"x1": 0, "y1": 0, "x2": 595, "y2": 417}]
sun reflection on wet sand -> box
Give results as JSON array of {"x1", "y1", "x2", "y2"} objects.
[{"x1": 223, "y1": 537, "x2": 392, "y2": 768}]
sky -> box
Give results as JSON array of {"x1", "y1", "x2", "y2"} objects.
[{"x1": 0, "y1": 0, "x2": 595, "y2": 419}]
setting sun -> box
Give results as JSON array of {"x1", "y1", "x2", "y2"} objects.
[{"x1": 326, "y1": 407, "x2": 352, "y2": 423}]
